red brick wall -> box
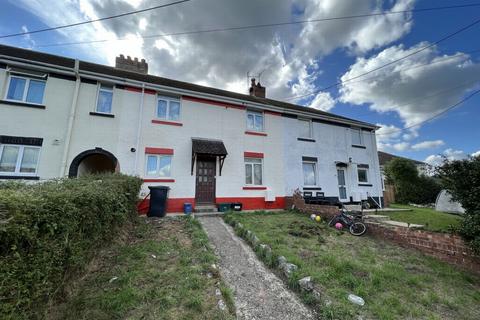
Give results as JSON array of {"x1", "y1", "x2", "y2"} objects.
[
  {"x1": 366, "y1": 222, "x2": 480, "y2": 274},
  {"x1": 290, "y1": 193, "x2": 339, "y2": 219}
]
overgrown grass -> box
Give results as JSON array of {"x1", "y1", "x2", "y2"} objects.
[
  {"x1": 225, "y1": 211, "x2": 480, "y2": 320},
  {"x1": 47, "y1": 217, "x2": 234, "y2": 320},
  {"x1": 386, "y1": 204, "x2": 462, "y2": 232}
]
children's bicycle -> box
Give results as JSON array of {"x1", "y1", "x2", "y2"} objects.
[{"x1": 328, "y1": 207, "x2": 367, "y2": 236}]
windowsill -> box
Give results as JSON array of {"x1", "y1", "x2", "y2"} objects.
[
  {"x1": 143, "y1": 178, "x2": 175, "y2": 183},
  {"x1": 297, "y1": 137, "x2": 316, "y2": 142},
  {"x1": 358, "y1": 183, "x2": 372, "y2": 187},
  {"x1": 152, "y1": 119, "x2": 183, "y2": 126},
  {"x1": 0, "y1": 175, "x2": 39, "y2": 180},
  {"x1": 0, "y1": 99, "x2": 46, "y2": 109},
  {"x1": 245, "y1": 130, "x2": 267, "y2": 136},
  {"x1": 352, "y1": 144, "x2": 366, "y2": 149},
  {"x1": 303, "y1": 186, "x2": 322, "y2": 190},
  {"x1": 90, "y1": 111, "x2": 115, "y2": 118},
  {"x1": 243, "y1": 186, "x2": 267, "y2": 190}
]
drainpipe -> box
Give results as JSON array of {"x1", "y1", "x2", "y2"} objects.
[
  {"x1": 59, "y1": 59, "x2": 80, "y2": 177},
  {"x1": 133, "y1": 83, "x2": 146, "y2": 174}
]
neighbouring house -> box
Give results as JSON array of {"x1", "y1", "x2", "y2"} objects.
[{"x1": 0, "y1": 44, "x2": 383, "y2": 212}]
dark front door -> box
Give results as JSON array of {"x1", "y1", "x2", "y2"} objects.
[{"x1": 195, "y1": 157, "x2": 216, "y2": 204}]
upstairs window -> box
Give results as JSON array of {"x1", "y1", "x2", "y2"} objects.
[
  {"x1": 157, "y1": 96, "x2": 180, "y2": 121},
  {"x1": 96, "y1": 84, "x2": 114, "y2": 114},
  {"x1": 0, "y1": 144, "x2": 40, "y2": 175},
  {"x1": 145, "y1": 154, "x2": 172, "y2": 177},
  {"x1": 351, "y1": 128, "x2": 363, "y2": 146},
  {"x1": 245, "y1": 158, "x2": 263, "y2": 185},
  {"x1": 302, "y1": 160, "x2": 317, "y2": 186},
  {"x1": 299, "y1": 119, "x2": 312, "y2": 138},
  {"x1": 246, "y1": 110, "x2": 264, "y2": 132},
  {"x1": 6, "y1": 75, "x2": 46, "y2": 105}
]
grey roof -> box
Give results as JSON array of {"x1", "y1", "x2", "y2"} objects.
[
  {"x1": 378, "y1": 151, "x2": 426, "y2": 166},
  {"x1": 0, "y1": 44, "x2": 377, "y2": 129},
  {"x1": 192, "y1": 138, "x2": 227, "y2": 156}
]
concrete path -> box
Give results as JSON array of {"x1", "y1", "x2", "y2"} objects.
[{"x1": 199, "y1": 216, "x2": 315, "y2": 320}]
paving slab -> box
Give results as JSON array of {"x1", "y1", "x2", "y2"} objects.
[{"x1": 198, "y1": 216, "x2": 315, "y2": 320}]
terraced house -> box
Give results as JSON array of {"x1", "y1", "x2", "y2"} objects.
[{"x1": 0, "y1": 44, "x2": 383, "y2": 212}]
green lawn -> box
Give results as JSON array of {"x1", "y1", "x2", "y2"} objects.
[
  {"x1": 47, "y1": 217, "x2": 234, "y2": 320},
  {"x1": 385, "y1": 204, "x2": 462, "y2": 232},
  {"x1": 225, "y1": 211, "x2": 480, "y2": 320}
]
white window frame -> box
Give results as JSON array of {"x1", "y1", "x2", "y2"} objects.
[
  {"x1": 298, "y1": 118, "x2": 313, "y2": 139},
  {"x1": 244, "y1": 157, "x2": 263, "y2": 186},
  {"x1": 351, "y1": 127, "x2": 364, "y2": 146},
  {"x1": 302, "y1": 160, "x2": 317, "y2": 186},
  {"x1": 0, "y1": 144, "x2": 41, "y2": 176},
  {"x1": 357, "y1": 167, "x2": 369, "y2": 183},
  {"x1": 4, "y1": 75, "x2": 46, "y2": 105},
  {"x1": 156, "y1": 95, "x2": 181, "y2": 121},
  {"x1": 95, "y1": 84, "x2": 114, "y2": 114},
  {"x1": 246, "y1": 110, "x2": 264, "y2": 132},
  {"x1": 144, "y1": 154, "x2": 173, "y2": 178}
]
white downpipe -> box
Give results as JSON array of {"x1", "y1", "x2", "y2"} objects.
[
  {"x1": 133, "y1": 84, "x2": 146, "y2": 174},
  {"x1": 59, "y1": 59, "x2": 80, "y2": 177}
]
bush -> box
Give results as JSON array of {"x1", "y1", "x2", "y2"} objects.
[
  {"x1": 0, "y1": 174, "x2": 142, "y2": 319},
  {"x1": 437, "y1": 156, "x2": 480, "y2": 253},
  {"x1": 385, "y1": 158, "x2": 441, "y2": 204}
]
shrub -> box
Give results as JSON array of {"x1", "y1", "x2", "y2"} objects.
[
  {"x1": 437, "y1": 156, "x2": 480, "y2": 253},
  {"x1": 385, "y1": 158, "x2": 441, "y2": 204},
  {"x1": 0, "y1": 174, "x2": 142, "y2": 319}
]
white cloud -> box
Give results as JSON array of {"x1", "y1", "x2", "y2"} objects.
[
  {"x1": 308, "y1": 92, "x2": 335, "y2": 111},
  {"x1": 425, "y1": 148, "x2": 469, "y2": 167},
  {"x1": 12, "y1": 0, "x2": 416, "y2": 102},
  {"x1": 472, "y1": 150, "x2": 480, "y2": 157},
  {"x1": 339, "y1": 43, "x2": 480, "y2": 128},
  {"x1": 392, "y1": 142, "x2": 410, "y2": 151},
  {"x1": 411, "y1": 140, "x2": 444, "y2": 150}
]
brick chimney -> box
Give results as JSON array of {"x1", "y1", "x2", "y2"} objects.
[
  {"x1": 115, "y1": 54, "x2": 148, "y2": 74},
  {"x1": 249, "y1": 78, "x2": 266, "y2": 98}
]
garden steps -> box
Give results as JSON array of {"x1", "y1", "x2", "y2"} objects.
[{"x1": 194, "y1": 204, "x2": 217, "y2": 213}]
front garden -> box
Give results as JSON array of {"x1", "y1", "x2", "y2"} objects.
[
  {"x1": 384, "y1": 204, "x2": 462, "y2": 232},
  {"x1": 225, "y1": 211, "x2": 480, "y2": 320}
]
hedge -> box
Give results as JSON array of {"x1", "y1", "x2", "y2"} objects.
[{"x1": 0, "y1": 174, "x2": 143, "y2": 319}]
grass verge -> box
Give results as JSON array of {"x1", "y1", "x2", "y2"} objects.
[
  {"x1": 225, "y1": 211, "x2": 480, "y2": 320},
  {"x1": 46, "y1": 217, "x2": 234, "y2": 320},
  {"x1": 386, "y1": 204, "x2": 462, "y2": 232}
]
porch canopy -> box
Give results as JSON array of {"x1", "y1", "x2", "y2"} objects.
[{"x1": 191, "y1": 138, "x2": 228, "y2": 175}]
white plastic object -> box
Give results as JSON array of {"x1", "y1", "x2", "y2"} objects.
[{"x1": 348, "y1": 294, "x2": 365, "y2": 306}]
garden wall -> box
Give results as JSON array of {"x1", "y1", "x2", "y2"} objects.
[{"x1": 290, "y1": 193, "x2": 480, "y2": 275}]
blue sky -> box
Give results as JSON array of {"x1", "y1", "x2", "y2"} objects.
[{"x1": 1, "y1": 0, "x2": 479, "y2": 164}]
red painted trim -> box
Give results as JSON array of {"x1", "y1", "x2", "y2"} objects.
[
  {"x1": 245, "y1": 131, "x2": 267, "y2": 136},
  {"x1": 243, "y1": 186, "x2": 267, "y2": 190},
  {"x1": 183, "y1": 95, "x2": 246, "y2": 110},
  {"x1": 143, "y1": 178, "x2": 175, "y2": 183},
  {"x1": 124, "y1": 86, "x2": 156, "y2": 95},
  {"x1": 264, "y1": 110, "x2": 281, "y2": 116},
  {"x1": 138, "y1": 196, "x2": 285, "y2": 214},
  {"x1": 151, "y1": 119, "x2": 183, "y2": 126},
  {"x1": 145, "y1": 147, "x2": 174, "y2": 155},
  {"x1": 244, "y1": 152, "x2": 264, "y2": 158}
]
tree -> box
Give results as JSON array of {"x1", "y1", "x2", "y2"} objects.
[
  {"x1": 437, "y1": 156, "x2": 480, "y2": 253},
  {"x1": 385, "y1": 158, "x2": 441, "y2": 204}
]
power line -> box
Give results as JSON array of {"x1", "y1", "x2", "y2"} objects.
[
  {"x1": 32, "y1": 2, "x2": 480, "y2": 48},
  {"x1": 282, "y1": 17, "x2": 480, "y2": 101},
  {"x1": 0, "y1": 0, "x2": 192, "y2": 39},
  {"x1": 377, "y1": 88, "x2": 480, "y2": 136}
]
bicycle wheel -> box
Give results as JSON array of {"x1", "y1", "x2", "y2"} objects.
[{"x1": 349, "y1": 222, "x2": 367, "y2": 236}]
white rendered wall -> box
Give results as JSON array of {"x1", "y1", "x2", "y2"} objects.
[{"x1": 283, "y1": 117, "x2": 383, "y2": 202}]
